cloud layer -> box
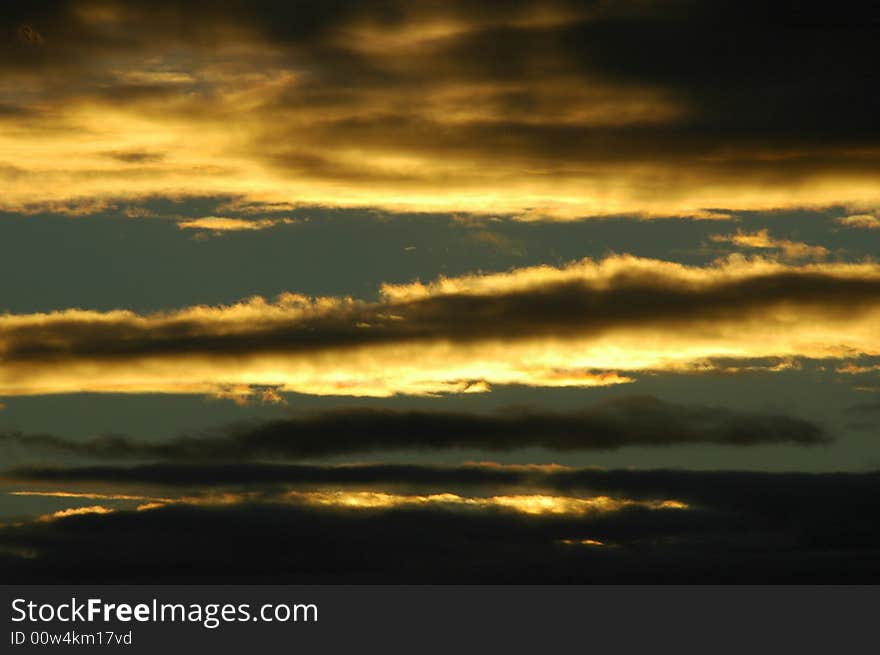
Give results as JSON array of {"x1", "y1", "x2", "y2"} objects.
[
  {"x1": 4, "y1": 1, "x2": 879, "y2": 587},
  {"x1": 2, "y1": 1, "x2": 880, "y2": 217},
  {"x1": 0, "y1": 396, "x2": 829, "y2": 461},
  {"x1": 3, "y1": 466, "x2": 879, "y2": 583},
  {"x1": 2, "y1": 256, "x2": 880, "y2": 397}
]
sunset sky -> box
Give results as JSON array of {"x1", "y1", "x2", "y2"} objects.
[{"x1": 2, "y1": 0, "x2": 880, "y2": 583}]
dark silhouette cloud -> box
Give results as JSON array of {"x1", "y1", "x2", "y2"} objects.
[
  {"x1": 2, "y1": 466, "x2": 880, "y2": 583},
  {"x1": 0, "y1": 396, "x2": 829, "y2": 461},
  {"x1": 3, "y1": 462, "x2": 531, "y2": 488},
  {"x1": 8, "y1": 463, "x2": 876, "y2": 513},
  {"x1": 5, "y1": 461, "x2": 879, "y2": 583}
]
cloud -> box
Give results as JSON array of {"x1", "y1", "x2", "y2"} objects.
[
  {"x1": 1, "y1": 256, "x2": 880, "y2": 396},
  {"x1": 0, "y1": 502, "x2": 710, "y2": 583},
  {"x1": 844, "y1": 401, "x2": 880, "y2": 415},
  {"x1": 7, "y1": 462, "x2": 878, "y2": 514},
  {"x1": 2, "y1": 462, "x2": 556, "y2": 490},
  {"x1": 0, "y1": 396, "x2": 829, "y2": 462},
  {"x1": 837, "y1": 214, "x2": 880, "y2": 230},
  {"x1": 836, "y1": 362, "x2": 880, "y2": 375},
  {"x1": 709, "y1": 229, "x2": 829, "y2": 261},
  {"x1": 36, "y1": 505, "x2": 113, "y2": 522},
  {"x1": 7, "y1": 486, "x2": 685, "y2": 518},
  {"x1": 208, "y1": 384, "x2": 288, "y2": 406},
  {"x1": 103, "y1": 150, "x2": 165, "y2": 164},
  {"x1": 2, "y1": 466, "x2": 880, "y2": 583},
  {"x1": 2, "y1": 1, "x2": 880, "y2": 218},
  {"x1": 176, "y1": 217, "x2": 297, "y2": 232}
]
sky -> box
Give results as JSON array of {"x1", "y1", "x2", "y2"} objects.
[{"x1": 1, "y1": 0, "x2": 880, "y2": 583}]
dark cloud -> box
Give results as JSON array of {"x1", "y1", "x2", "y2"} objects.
[
  {"x1": 0, "y1": 502, "x2": 713, "y2": 583},
  {"x1": 3, "y1": 462, "x2": 530, "y2": 489},
  {"x1": 2, "y1": 467, "x2": 880, "y2": 583},
  {"x1": 4, "y1": 463, "x2": 879, "y2": 582},
  {"x1": 11, "y1": 464, "x2": 877, "y2": 559},
  {"x1": 0, "y1": 396, "x2": 829, "y2": 461}
]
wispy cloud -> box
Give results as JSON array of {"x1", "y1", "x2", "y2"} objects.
[
  {"x1": 176, "y1": 217, "x2": 297, "y2": 233},
  {"x1": 837, "y1": 214, "x2": 880, "y2": 230},
  {"x1": 709, "y1": 229, "x2": 829, "y2": 261}
]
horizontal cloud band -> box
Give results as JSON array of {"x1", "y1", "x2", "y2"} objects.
[
  {"x1": 3, "y1": 466, "x2": 880, "y2": 583},
  {"x1": 1, "y1": 256, "x2": 880, "y2": 396},
  {"x1": 0, "y1": 396, "x2": 828, "y2": 461},
  {"x1": 3, "y1": 1, "x2": 880, "y2": 217},
  {"x1": 7, "y1": 463, "x2": 877, "y2": 512}
]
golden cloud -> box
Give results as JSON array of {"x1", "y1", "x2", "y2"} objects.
[
  {"x1": 176, "y1": 217, "x2": 297, "y2": 232},
  {"x1": 280, "y1": 490, "x2": 688, "y2": 516},
  {"x1": 9, "y1": 488, "x2": 688, "y2": 519},
  {"x1": 0, "y1": 256, "x2": 879, "y2": 397},
  {"x1": 36, "y1": 505, "x2": 114, "y2": 522},
  {"x1": 1, "y1": 2, "x2": 879, "y2": 219},
  {"x1": 837, "y1": 214, "x2": 880, "y2": 230},
  {"x1": 709, "y1": 229, "x2": 829, "y2": 261}
]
